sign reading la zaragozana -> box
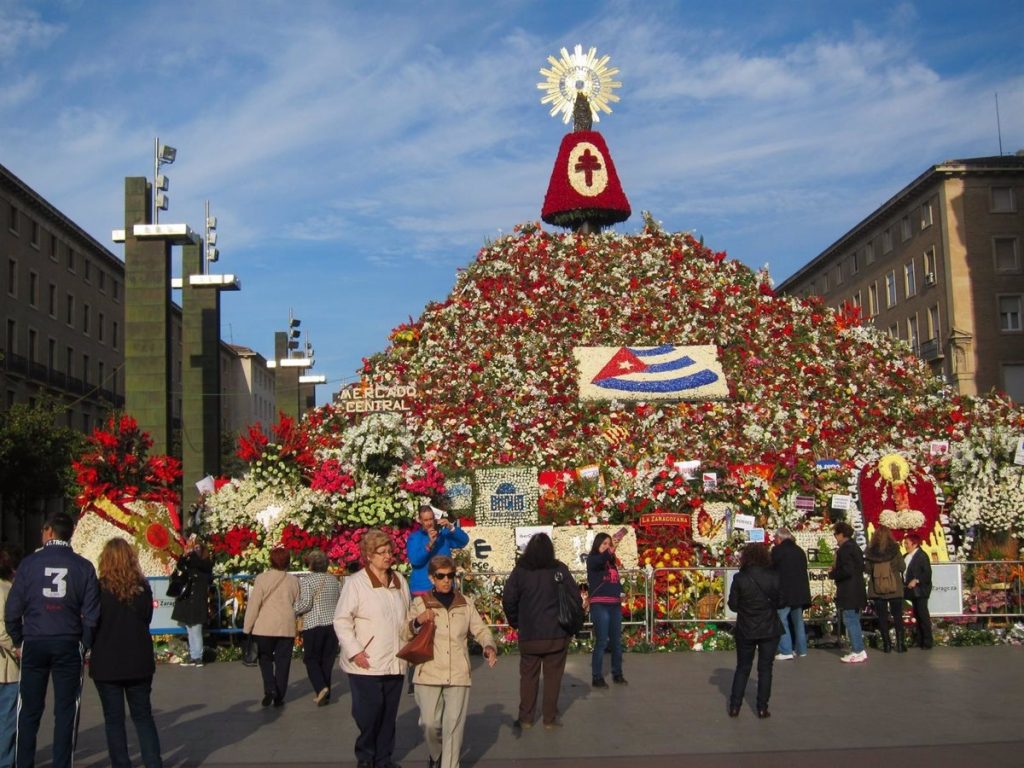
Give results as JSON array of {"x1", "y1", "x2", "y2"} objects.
[{"x1": 336, "y1": 380, "x2": 416, "y2": 414}]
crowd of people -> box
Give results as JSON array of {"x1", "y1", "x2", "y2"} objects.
[
  {"x1": 727, "y1": 522, "x2": 934, "y2": 718},
  {"x1": 0, "y1": 503, "x2": 937, "y2": 767}
]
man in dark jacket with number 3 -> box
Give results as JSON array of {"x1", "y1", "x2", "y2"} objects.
[{"x1": 5, "y1": 511, "x2": 100, "y2": 768}]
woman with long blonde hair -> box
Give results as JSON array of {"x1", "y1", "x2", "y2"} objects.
[{"x1": 90, "y1": 538, "x2": 163, "y2": 767}]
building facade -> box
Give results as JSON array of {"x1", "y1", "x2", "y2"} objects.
[
  {"x1": 2, "y1": 162, "x2": 127, "y2": 432},
  {"x1": 778, "y1": 155, "x2": 1024, "y2": 400}
]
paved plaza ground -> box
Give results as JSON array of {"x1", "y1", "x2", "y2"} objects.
[{"x1": 31, "y1": 645, "x2": 1024, "y2": 767}]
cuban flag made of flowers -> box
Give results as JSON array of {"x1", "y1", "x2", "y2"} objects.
[{"x1": 573, "y1": 344, "x2": 729, "y2": 401}]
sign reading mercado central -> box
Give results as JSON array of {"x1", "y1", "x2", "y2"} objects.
[
  {"x1": 337, "y1": 380, "x2": 417, "y2": 414},
  {"x1": 574, "y1": 344, "x2": 729, "y2": 401}
]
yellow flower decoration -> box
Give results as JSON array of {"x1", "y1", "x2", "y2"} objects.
[{"x1": 877, "y1": 453, "x2": 911, "y2": 485}]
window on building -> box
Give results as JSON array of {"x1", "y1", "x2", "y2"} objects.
[
  {"x1": 112, "y1": 280, "x2": 120, "y2": 301},
  {"x1": 48, "y1": 283, "x2": 56, "y2": 316},
  {"x1": 868, "y1": 283, "x2": 879, "y2": 317},
  {"x1": 30, "y1": 220, "x2": 39, "y2": 247},
  {"x1": 921, "y1": 201, "x2": 934, "y2": 229},
  {"x1": 98, "y1": 361, "x2": 105, "y2": 389},
  {"x1": 98, "y1": 312, "x2": 104, "y2": 343},
  {"x1": 994, "y1": 237, "x2": 1020, "y2": 273},
  {"x1": 907, "y1": 315, "x2": 920, "y2": 353},
  {"x1": 6, "y1": 259, "x2": 15, "y2": 297},
  {"x1": 112, "y1": 321, "x2": 119, "y2": 349},
  {"x1": 904, "y1": 261, "x2": 917, "y2": 298},
  {"x1": 992, "y1": 186, "x2": 1016, "y2": 213},
  {"x1": 82, "y1": 354, "x2": 90, "y2": 385},
  {"x1": 27, "y1": 329, "x2": 37, "y2": 364},
  {"x1": 928, "y1": 304, "x2": 940, "y2": 340},
  {"x1": 888, "y1": 324, "x2": 899, "y2": 339},
  {"x1": 8, "y1": 203, "x2": 18, "y2": 233},
  {"x1": 5, "y1": 320, "x2": 15, "y2": 355},
  {"x1": 98, "y1": 270, "x2": 106, "y2": 292},
  {"x1": 49, "y1": 233, "x2": 58, "y2": 261},
  {"x1": 834, "y1": 264, "x2": 842, "y2": 286},
  {"x1": 82, "y1": 413, "x2": 91, "y2": 433},
  {"x1": 84, "y1": 260, "x2": 91, "y2": 283},
  {"x1": 67, "y1": 247, "x2": 75, "y2": 272},
  {"x1": 885, "y1": 270, "x2": 898, "y2": 308},
  {"x1": 900, "y1": 216, "x2": 911, "y2": 241},
  {"x1": 82, "y1": 304, "x2": 90, "y2": 335},
  {"x1": 65, "y1": 294, "x2": 74, "y2": 326},
  {"x1": 66, "y1": 346, "x2": 74, "y2": 376},
  {"x1": 923, "y1": 247, "x2": 936, "y2": 278},
  {"x1": 850, "y1": 251, "x2": 860, "y2": 275},
  {"x1": 882, "y1": 229, "x2": 893, "y2": 254},
  {"x1": 821, "y1": 272, "x2": 830, "y2": 293},
  {"x1": 1002, "y1": 364, "x2": 1024, "y2": 403},
  {"x1": 47, "y1": 338, "x2": 56, "y2": 370},
  {"x1": 28, "y1": 271, "x2": 38, "y2": 307},
  {"x1": 865, "y1": 242, "x2": 875, "y2": 264},
  {"x1": 999, "y1": 295, "x2": 1023, "y2": 332},
  {"x1": 852, "y1": 290, "x2": 862, "y2": 309}
]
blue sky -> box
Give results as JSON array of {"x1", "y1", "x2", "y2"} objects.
[{"x1": 2, "y1": 1, "x2": 1022, "y2": 404}]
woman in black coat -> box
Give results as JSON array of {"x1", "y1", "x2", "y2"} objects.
[
  {"x1": 91, "y1": 538, "x2": 162, "y2": 768},
  {"x1": 171, "y1": 538, "x2": 213, "y2": 666},
  {"x1": 501, "y1": 533, "x2": 582, "y2": 731},
  {"x1": 727, "y1": 543, "x2": 783, "y2": 719}
]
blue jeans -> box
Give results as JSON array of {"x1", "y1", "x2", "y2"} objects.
[
  {"x1": 589, "y1": 603, "x2": 623, "y2": 680},
  {"x1": 184, "y1": 624, "x2": 203, "y2": 661},
  {"x1": 94, "y1": 678, "x2": 163, "y2": 768},
  {"x1": 0, "y1": 681, "x2": 16, "y2": 768},
  {"x1": 842, "y1": 608, "x2": 865, "y2": 652},
  {"x1": 777, "y1": 606, "x2": 807, "y2": 656}
]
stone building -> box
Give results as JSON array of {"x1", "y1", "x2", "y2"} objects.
[{"x1": 778, "y1": 154, "x2": 1024, "y2": 400}]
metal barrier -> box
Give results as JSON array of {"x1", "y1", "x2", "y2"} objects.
[{"x1": 154, "y1": 560, "x2": 1024, "y2": 640}]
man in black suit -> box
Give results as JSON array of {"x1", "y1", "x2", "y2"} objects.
[{"x1": 903, "y1": 533, "x2": 933, "y2": 649}]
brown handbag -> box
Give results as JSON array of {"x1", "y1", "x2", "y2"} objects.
[{"x1": 396, "y1": 621, "x2": 435, "y2": 664}]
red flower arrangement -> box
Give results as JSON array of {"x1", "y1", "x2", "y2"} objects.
[{"x1": 210, "y1": 526, "x2": 260, "y2": 557}]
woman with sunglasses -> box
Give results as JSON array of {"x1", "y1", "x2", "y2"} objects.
[{"x1": 407, "y1": 556, "x2": 497, "y2": 768}]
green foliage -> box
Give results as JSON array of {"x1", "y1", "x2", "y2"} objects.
[
  {"x1": 814, "y1": 536, "x2": 834, "y2": 565},
  {"x1": 0, "y1": 400, "x2": 82, "y2": 516},
  {"x1": 943, "y1": 625, "x2": 999, "y2": 647}
]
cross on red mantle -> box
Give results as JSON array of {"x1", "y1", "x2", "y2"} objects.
[{"x1": 574, "y1": 149, "x2": 602, "y2": 187}]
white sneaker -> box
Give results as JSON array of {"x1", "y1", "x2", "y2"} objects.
[
  {"x1": 841, "y1": 651, "x2": 868, "y2": 663},
  {"x1": 774, "y1": 653, "x2": 794, "y2": 661}
]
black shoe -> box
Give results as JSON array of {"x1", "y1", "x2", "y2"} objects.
[
  {"x1": 612, "y1": 675, "x2": 628, "y2": 685},
  {"x1": 261, "y1": 694, "x2": 273, "y2": 707},
  {"x1": 728, "y1": 705, "x2": 740, "y2": 717},
  {"x1": 757, "y1": 708, "x2": 771, "y2": 719},
  {"x1": 272, "y1": 697, "x2": 285, "y2": 707},
  {"x1": 592, "y1": 677, "x2": 608, "y2": 688}
]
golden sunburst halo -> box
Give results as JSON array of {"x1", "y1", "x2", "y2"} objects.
[
  {"x1": 877, "y1": 453, "x2": 911, "y2": 484},
  {"x1": 538, "y1": 44, "x2": 621, "y2": 124}
]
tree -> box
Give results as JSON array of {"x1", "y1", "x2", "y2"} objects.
[{"x1": 0, "y1": 400, "x2": 83, "y2": 521}]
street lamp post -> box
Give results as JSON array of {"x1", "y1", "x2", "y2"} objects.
[{"x1": 153, "y1": 137, "x2": 177, "y2": 223}]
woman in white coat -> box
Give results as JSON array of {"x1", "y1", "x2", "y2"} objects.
[
  {"x1": 334, "y1": 530, "x2": 409, "y2": 768},
  {"x1": 408, "y1": 556, "x2": 496, "y2": 768}
]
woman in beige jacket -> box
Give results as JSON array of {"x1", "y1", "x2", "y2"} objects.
[
  {"x1": 243, "y1": 548, "x2": 299, "y2": 707},
  {"x1": 0, "y1": 547, "x2": 20, "y2": 768},
  {"x1": 408, "y1": 555, "x2": 497, "y2": 768}
]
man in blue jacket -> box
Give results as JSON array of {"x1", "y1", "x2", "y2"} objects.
[
  {"x1": 406, "y1": 504, "x2": 469, "y2": 597},
  {"x1": 5, "y1": 511, "x2": 100, "y2": 768}
]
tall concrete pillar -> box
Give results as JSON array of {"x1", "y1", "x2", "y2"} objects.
[
  {"x1": 123, "y1": 178, "x2": 173, "y2": 454},
  {"x1": 273, "y1": 331, "x2": 300, "y2": 421},
  {"x1": 181, "y1": 242, "x2": 222, "y2": 496}
]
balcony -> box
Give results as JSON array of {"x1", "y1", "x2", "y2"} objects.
[{"x1": 919, "y1": 338, "x2": 944, "y2": 362}]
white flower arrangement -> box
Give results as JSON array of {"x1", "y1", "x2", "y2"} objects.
[{"x1": 878, "y1": 508, "x2": 926, "y2": 530}]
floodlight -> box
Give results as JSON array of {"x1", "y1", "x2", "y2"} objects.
[
  {"x1": 155, "y1": 192, "x2": 169, "y2": 211},
  {"x1": 155, "y1": 174, "x2": 169, "y2": 191},
  {"x1": 158, "y1": 144, "x2": 177, "y2": 164}
]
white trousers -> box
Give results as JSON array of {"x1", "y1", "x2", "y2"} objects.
[{"x1": 413, "y1": 683, "x2": 470, "y2": 768}]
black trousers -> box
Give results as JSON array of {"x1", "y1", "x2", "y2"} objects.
[
  {"x1": 301, "y1": 625, "x2": 339, "y2": 695},
  {"x1": 908, "y1": 596, "x2": 933, "y2": 648},
  {"x1": 255, "y1": 635, "x2": 293, "y2": 702},
  {"x1": 873, "y1": 598, "x2": 904, "y2": 642},
  {"x1": 348, "y1": 674, "x2": 403, "y2": 767},
  {"x1": 18, "y1": 635, "x2": 84, "y2": 768},
  {"x1": 730, "y1": 635, "x2": 779, "y2": 711}
]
